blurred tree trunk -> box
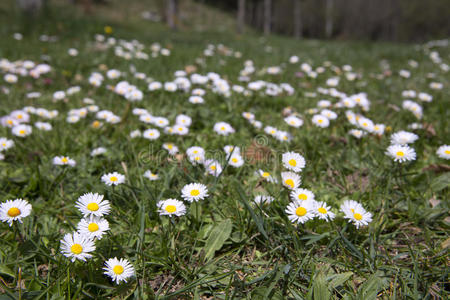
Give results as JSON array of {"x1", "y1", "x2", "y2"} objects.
[
  {"x1": 325, "y1": 0, "x2": 334, "y2": 38},
  {"x1": 237, "y1": 0, "x2": 245, "y2": 34},
  {"x1": 166, "y1": 0, "x2": 178, "y2": 30},
  {"x1": 293, "y1": 0, "x2": 302, "y2": 39},
  {"x1": 263, "y1": 0, "x2": 271, "y2": 35}
]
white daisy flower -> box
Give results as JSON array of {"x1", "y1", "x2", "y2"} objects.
[
  {"x1": 256, "y1": 169, "x2": 277, "y2": 183},
  {"x1": 0, "y1": 199, "x2": 32, "y2": 226},
  {"x1": 284, "y1": 115, "x2": 303, "y2": 128},
  {"x1": 157, "y1": 199, "x2": 186, "y2": 217},
  {"x1": 341, "y1": 201, "x2": 372, "y2": 229},
  {"x1": 188, "y1": 154, "x2": 205, "y2": 165},
  {"x1": 436, "y1": 145, "x2": 450, "y2": 160},
  {"x1": 282, "y1": 152, "x2": 306, "y2": 172},
  {"x1": 313, "y1": 201, "x2": 335, "y2": 221},
  {"x1": 281, "y1": 172, "x2": 301, "y2": 190},
  {"x1": 390, "y1": 131, "x2": 419, "y2": 145},
  {"x1": 12, "y1": 124, "x2": 32, "y2": 137},
  {"x1": 254, "y1": 195, "x2": 274, "y2": 204},
  {"x1": 35, "y1": 122, "x2": 52, "y2": 131},
  {"x1": 204, "y1": 159, "x2": 223, "y2": 177},
  {"x1": 91, "y1": 147, "x2": 107, "y2": 156},
  {"x1": 77, "y1": 216, "x2": 109, "y2": 240},
  {"x1": 242, "y1": 112, "x2": 255, "y2": 120},
  {"x1": 386, "y1": 145, "x2": 416, "y2": 163},
  {"x1": 349, "y1": 129, "x2": 366, "y2": 139},
  {"x1": 175, "y1": 114, "x2": 192, "y2": 127},
  {"x1": 75, "y1": 193, "x2": 111, "y2": 217},
  {"x1": 373, "y1": 124, "x2": 385, "y2": 136},
  {"x1": 321, "y1": 109, "x2": 337, "y2": 120},
  {"x1": 275, "y1": 131, "x2": 292, "y2": 142},
  {"x1": 143, "y1": 129, "x2": 160, "y2": 140},
  {"x1": 153, "y1": 117, "x2": 169, "y2": 128},
  {"x1": 173, "y1": 125, "x2": 189, "y2": 135},
  {"x1": 357, "y1": 117, "x2": 374, "y2": 132},
  {"x1": 188, "y1": 96, "x2": 204, "y2": 104},
  {"x1": 290, "y1": 188, "x2": 315, "y2": 202},
  {"x1": 103, "y1": 258, "x2": 135, "y2": 284},
  {"x1": 264, "y1": 126, "x2": 278, "y2": 136},
  {"x1": 312, "y1": 114, "x2": 330, "y2": 128},
  {"x1": 0, "y1": 138, "x2": 14, "y2": 151},
  {"x1": 130, "y1": 130, "x2": 142, "y2": 138},
  {"x1": 224, "y1": 145, "x2": 240, "y2": 156},
  {"x1": 213, "y1": 122, "x2": 235, "y2": 136},
  {"x1": 101, "y1": 172, "x2": 125, "y2": 186},
  {"x1": 187, "y1": 146, "x2": 205, "y2": 157},
  {"x1": 60, "y1": 232, "x2": 96, "y2": 262},
  {"x1": 143, "y1": 170, "x2": 159, "y2": 181},
  {"x1": 53, "y1": 156, "x2": 76, "y2": 167},
  {"x1": 163, "y1": 143, "x2": 179, "y2": 155},
  {"x1": 181, "y1": 183, "x2": 209, "y2": 202},
  {"x1": 228, "y1": 154, "x2": 244, "y2": 167},
  {"x1": 285, "y1": 200, "x2": 316, "y2": 224}
]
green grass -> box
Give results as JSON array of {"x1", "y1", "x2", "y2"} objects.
[{"x1": 0, "y1": 1, "x2": 449, "y2": 299}]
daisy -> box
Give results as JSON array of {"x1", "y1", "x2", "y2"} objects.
[
  {"x1": 275, "y1": 130, "x2": 292, "y2": 142},
  {"x1": 285, "y1": 200, "x2": 315, "y2": 224},
  {"x1": 224, "y1": 145, "x2": 240, "y2": 156},
  {"x1": 290, "y1": 188, "x2": 315, "y2": 202},
  {"x1": 173, "y1": 125, "x2": 189, "y2": 135},
  {"x1": 0, "y1": 138, "x2": 14, "y2": 151},
  {"x1": 143, "y1": 170, "x2": 159, "y2": 181},
  {"x1": 264, "y1": 126, "x2": 278, "y2": 136},
  {"x1": 242, "y1": 112, "x2": 255, "y2": 120},
  {"x1": 181, "y1": 183, "x2": 208, "y2": 202},
  {"x1": 91, "y1": 147, "x2": 107, "y2": 156},
  {"x1": 53, "y1": 156, "x2": 76, "y2": 167},
  {"x1": 101, "y1": 172, "x2": 125, "y2": 186},
  {"x1": 373, "y1": 124, "x2": 385, "y2": 136},
  {"x1": 175, "y1": 114, "x2": 192, "y2": 127},
  {"x1": 321, "y1": 109, "x2": 337, "y2": 120},
  {"x1": 284, "y1": 115, "x2": 303, "y2": 128},
  {"x1": 313, "y1": 201, "x2": 335, "y2": 221},
  {"x1": 12, "y1": 124, "x2": 32, "y2": 137},
  {"x1": 312, "y1": 114, "x2": 330, "y2": 128},
  {"x1": 157, "y1": 199, "x2": 186, "y2": 217},
  {"x1": 213, "y1": 122, "x2": 235, "y2": 136},
  {"x1": 390, "y1": 131, "x2": 419, "y2": 145},
  {"x1": 357, "y1": 117, "x2": 374, "y2": 132},
  {"x1": 188, "y1": 96, "x2": 204, "y2": 104},
  {"x1": 153, "y1": 117, "x2": 169, "y2": 128},
  {"x1": 349, "y1": 129, "x2": 366, "y2": 139},
  {"x1": 436, "y1": 145, "x2": 450, "y2": 160},
  {"x1": 75, "y1": 193, "x2": 111, "y2": 217},
  {"x1": 130, "y1": 130, "x2": 142, "y2": 138},
  {"x1": 60, "y1": 232, "x2": 96, "y2": 262},
  {"x1": 77, "y1": 216, "x2": 109, "y2": 240},
  {"x1": 255, "y1": 170, "x2": 276, "y2": 183},
  {"x1": 228, "y1": 154, "x2": 244, "y2": 167},
  {"x1": 187, "y1": 146, "x2": 205, "y2": 157},
  {"x1": 163, "y1": 143, "x2": 179, "y2": 155},
  {"x1": 386, "y1": 145, "x2": 416, "y2": 163},
  {"x1": 254, "y1": 195, "x2": 274, "y2": 204},
  {"x1": 282, "y1": 152, "x2": 306, "y2": 172},
  {"x1": 143, "y1": 129, "x2": 160, "y2": 140},
  {"x1": 0, "y1": 199, "x2": 32, "y2": 226},
  {"x1": 204, "y1": 159, "x2": 223, "y2": 177},
  {"x1": 340, "y1": 201, "x2": 372, "y2": 229},
  {"x1": 188, "y1": 154, "x2": 205, "y2": 165},
  {"x1": 281, "y1": 172, "x2": 301, "y2": 190},
  {"x1": 35, "y1": 122, "x2": 52, "y2": 131},
  {"x1": 103, "y1": 258, "x2": 135, "y2": 284}
]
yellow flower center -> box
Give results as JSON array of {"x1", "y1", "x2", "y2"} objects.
[
  {"x1": 193, "y1": 150, "x2": 198, "y2": 154},
  {"x1": 285, "y1": 179, "x2": 294, "y2": 188},
  {"x1": 110, "y1": 176, "x2": 118, "y2": 182},
  {"x1": 445, "y1": 150, "x2": 450, "y2": 155},
  {"x1": 362, "y1": 122, "x2": 368, "y2": 127},
  {"x1": 167, "y1": 144, "x2": 173, "y2": 149},
  {"x1": 318, "y1": 207, "x2": 327, "y2": 214},
  {"x1": 19, "y1": 129, "x2": 25, "y2": 135},
  {"x1": 232, "y1": 158, "x2": 238, "y2": 163},
  {"x1": 113, "y1": 265, "x2": 124, "y2": 275},
  {"x1": 2, "y1": 143, "x2": 5, "y2": 147},
  {"x1": 88, "y1": 223, "x2": 99, "y2": 232},
  {"x1": 190, "y1": 189, "x2": 200, "y2": 196},
  {"x1": 92, "y1": 121, "x2": 100, "y2": 128},
  {"x1": 288, "y1": 159, "x2": 297, "y2": 167},
  {"x1": 262, "y1": 172, "x2": 270, "y2": 178},
  {"x1": 290, "y1": 121, "x2": 295, "y2": 125},
  {"x1": 318, "y1": 119, "x2": 323, "y2": 124},
  {"x1": 7, "y1": 207, "x2": 21, "y2": 217},
  {"x1": 7, "y1": 120, "x2": 13, "y2": 125},
  {"x1": 17, "y1": 114, "x2": 22, "y2": 119},
  {"x1": 87, "y1": 203, "x2": 99, "y2": 211},
  {"x1": 71, "y1": 244, "x2": 83, "y2": 254},
  {"x1": 270, "y1": 130, "x2": 275, "y2": 134},
  {"x1": 374, "y1": 126, "x2": 379, "y2": 131},
  {"x1": 298, "y1": 193, "x2": 307, "y2": 200},
  {"x1": 178, "y1": 127, "x2": 183, "y2": 131},
  {"x1": 396, "y1": 151, "x2": 404, "y2": 157},
  {"x1": 165, "y1": 205, "x2": 176, "y2": 213},
  {"x1": 210, "y1": 165, "x2": 216, "y2": 171},
  {"x1": 61, "y1": 157, "x2": 68, "y2": 163},
  {"x1": 295, "y1": 207, "x2": 307, "y2": 217},
  {"x1": 220, "y1": 126, "x2": 226, "y2": 131},
  {"x1": 194, "y1": 156, "x2": 200, "y2": 161},
  {"x1": 350, "y1": 208, "x2": 355, "y2": 213},
  {"x1": 354, "y1": 213, "x2": 363, "y2": 220}
]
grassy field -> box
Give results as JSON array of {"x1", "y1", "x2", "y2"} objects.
[{"x1": 0, "y1": 1, "x2": 449, "y2": 299}]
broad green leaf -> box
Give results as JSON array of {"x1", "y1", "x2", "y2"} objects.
[
  {"x1": 430, "y1": 172, "x2": 450, "y2": 192},
  {"x1": 204, "y1": 219, "x2": 233, "y2": 260}
]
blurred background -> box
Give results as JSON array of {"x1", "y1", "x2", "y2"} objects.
[{"x1": 5, "y1": 0, "x2": 450, "y2": 42}]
